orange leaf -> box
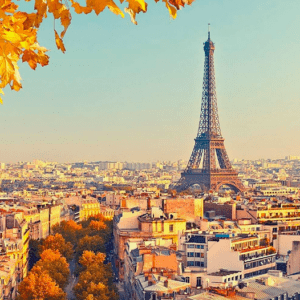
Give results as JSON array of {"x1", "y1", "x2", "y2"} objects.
[
  {"x1": 71, "y1": 0, "x2": 92, "y2": 14},
  {"x1": 34, "y1": 0, "x2": 48, "y2": 27},
  {"x1": 60, "y1": 9, "x2": 71, "y2": 38},
  {"x1": 22, "y1": 49, "x2": 38, "y2": 70},
  {"x1": 54, "y1": 30, "x2": 66, "y2": 53},
  {"x1": 124, "y1": 0, "x2": 147, "y2": 24},
  {"x1": 23, "y1": 13, "x2": 37, "y2": 30}
]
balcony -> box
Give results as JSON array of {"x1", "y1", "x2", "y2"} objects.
[
  {"x1": 237, "y1": 246, "x2": 268, "y2": 254},
  {"x1": 241, "y1": 252, "x2": 276, "y2": 262},
  {"x1": 244, "y1": 256, "x2": 276, "y2": 269}
]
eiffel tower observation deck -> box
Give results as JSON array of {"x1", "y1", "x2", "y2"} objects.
[{"x1": 175, "y1": 27, "x2": 244, "y2": 193}]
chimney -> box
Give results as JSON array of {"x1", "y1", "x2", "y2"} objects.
[
  {"x1": 169, "y1": 244, "x2": 177, "y2": 251},
  {"x1": 147, "y1": 197, "x2": 151, "y2": 211},
  {"x1": 164, "y1": 280, "x2": 169, "y2": 288}
]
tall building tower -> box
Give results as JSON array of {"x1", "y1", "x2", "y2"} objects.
[{"x1": 175, "y1": 28, "x2": 244, "y2": 193}]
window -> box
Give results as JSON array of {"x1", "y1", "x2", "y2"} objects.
[
  {"x1": 196, "y1": 245, "x2": 201, "y2": 249},
  {"x1": 185, "y1": 277, "x2": 190, "y2": 283},
  {"x1": 235, "y1": 276, "x2": 238, "y2": 280},
  {"x1": 197, "y1": 277, "x2": 201, "y2": 287},
  {"x1": 201, "y1": 245, "x2": 204, "y2": 249},
  {"x1": 187, "y1": 244, "x2": 195, "y2": 248},
  {"x1": 169, "y1": 225, "x2": 174, "y2": 232},
  {"x1": 195, "y1": 261, "x2": 201, "y2": 266},
  {"x1": 187, "y1": 261, "x2": 195, "y2": 266},
  {"x1": 224, "y1": 279, "x2": 227, "y2": 283},
  {"x1": 201, "y1": 262, "x2": 204, "y2": 267},
  {"x1": 187, "y1": 252, "x2": 194, "y2": 257},
  {"x1": 201, "y1": 253, "x2": 204, "y2": 258},
  {"x1": 195, "y1": 253, "x2": 200, "y2": 257}
]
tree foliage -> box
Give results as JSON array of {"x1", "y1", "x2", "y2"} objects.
[
  {"x1": 74, "y1": 251, "x2": 118, "y2": 300},
  {"x1": 40, "y1": 233, "x2": 74, "y2": 261},
  {"x1": 52, "y1": 220, "x2": 82, "y2": 245},
  {"x1": 0, "y1": 0, "x2": 195, "y2": 103},
  {"x1": 18, "y1": 266, "x2": 66, "y2": 300},
  {"x1": 89, "y1": 220, "x2": 107, "y2": 231},
  {"x1": 27, "y1": 215, "x2": 116, "y2": 299},
  {"x1": 75, "y1": 235, "x2": 106, "y2": 264},
  {"x1": 79, "y1": 250, "x2": 106, "y2": 267},
  {"x1": 36, "y1": 249, "x2": 70, "y2": 289}
]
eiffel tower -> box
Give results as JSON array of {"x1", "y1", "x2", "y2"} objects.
[{"x1": 175, "y1": 27, "x2": 244, "y2": 193}]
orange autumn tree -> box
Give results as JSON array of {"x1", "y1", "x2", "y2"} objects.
[
  {"x1": 74, "y1": 251, "x2": 118, "y2": 300},
  {"x1": 36, "y1": 249, "x2": 70, "y2": 289},
  {"x1": 40, "y1": 233, "x2": 74, "y2": 261},
  {"x1": 52, "y1": 219, "x2": 82, "y2": 244},
  {"x1": 0, "y1": 0, "x2": 195, "y2": 103},
  {"x1": 18, "y1": 266, "x2": 66, "y2": 300}
]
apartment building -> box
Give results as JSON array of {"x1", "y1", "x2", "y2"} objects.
[
  {"x1": 124, "y1": 240, "x2": 182, "y2": 299},
  {"x1": 113, "y1": 206, "x2": 186, "y2": 279},
  {"x1": 207, "y1": 234, "x2": 276, "y2": 279}
]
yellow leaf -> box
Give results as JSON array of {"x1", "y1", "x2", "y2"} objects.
[
  {"x1": 11, "y1": 79, "x2": 22, "y2": 91},
  {"x1": 2, "y1": 30, "x2": 22, "y2": 44},
  {"x1": 124, "y1": 0, "x2": 147, "y2": 24},
  {"x1": 11, "y1": 59, "x2": 22, "y2": 91},
  {"x1": 162, "y1": 0, "x2": 176, "y2": 18},
  {"x1": 0, "y1": 48, "x2": 15, "y2": 88},
  {"x1": 106, "y1": 0, "x2": 124, "y2": 17},
  {"x1": 0, "y1": 88, "x2": 4, "y2": 104},
  {"x1": 54, "y1": 30, "x2": 66, "y2": 53},
  {"x1": 31, "y1": 43, "x2": 48, "y2": 52}
]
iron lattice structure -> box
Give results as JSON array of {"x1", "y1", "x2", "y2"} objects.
[{"x1": 175, "y1": 31, "x2": 244, "y2": 193}]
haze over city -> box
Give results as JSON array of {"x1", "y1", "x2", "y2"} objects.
[{"x1": 1, "y1": 0, "x2": 299, "y2": 163}]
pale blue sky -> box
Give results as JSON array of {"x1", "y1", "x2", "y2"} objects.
[{"x1": 1, "y1": 0, "x2": 300, "y2": 163}]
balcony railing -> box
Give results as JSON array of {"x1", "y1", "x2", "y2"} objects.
[{"x1": 240, "y1": 253, "x2": 276, "y2": 262}]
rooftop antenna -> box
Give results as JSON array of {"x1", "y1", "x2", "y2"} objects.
[{"x1": 208, "y1": 23, "x2": 210, "y2": 40}]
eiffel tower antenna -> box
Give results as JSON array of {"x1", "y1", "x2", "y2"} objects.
[
  {"x1": 208, "y1": 23, "x2": 210, "y2": 39},
  {"x1": 175, "y1": 30, "x2": 244, "y2": 193}
]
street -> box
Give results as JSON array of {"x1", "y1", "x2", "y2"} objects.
[{"x1": 65, "y1": 259, "x2": 78, "y2": 300}]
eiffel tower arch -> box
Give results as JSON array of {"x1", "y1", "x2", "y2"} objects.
[{"x1": 175, "y1": 28, "x2": 244, "y2": 193}]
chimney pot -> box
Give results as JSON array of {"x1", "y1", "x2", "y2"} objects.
[{"x1": 164, "y1": 280, "x2": 169, "y2": 288}]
